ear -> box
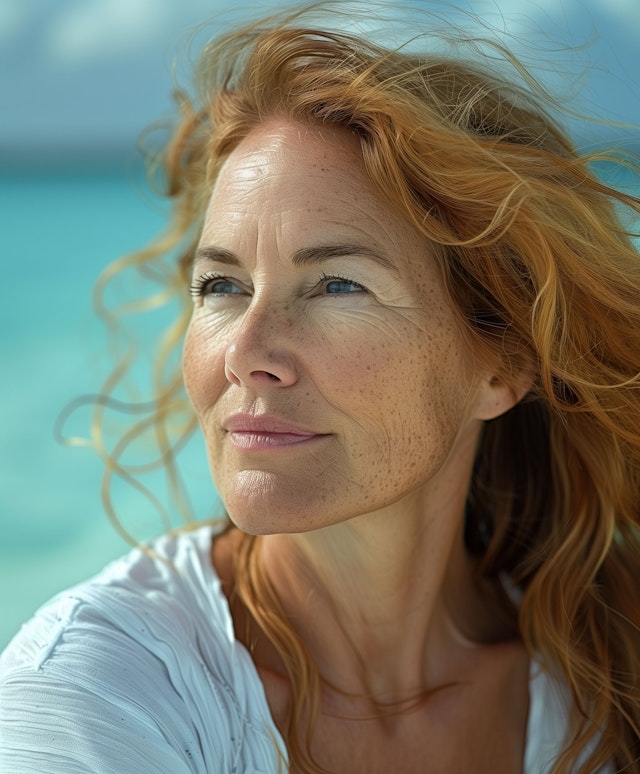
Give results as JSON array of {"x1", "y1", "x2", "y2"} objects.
[{"x1": 472, "y1": 370, "x2": 533, "y2": 421}]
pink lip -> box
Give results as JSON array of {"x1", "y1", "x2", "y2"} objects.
[{"x1": 223, "y1": 413, "x2": 328, "y2": 450}]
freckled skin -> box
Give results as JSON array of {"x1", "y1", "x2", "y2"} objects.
[{"x1": 183, "y1": 119, "x2": 502, "y2": 535}]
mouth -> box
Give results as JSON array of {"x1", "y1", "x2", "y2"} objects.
[
  {"x1": 223, "y1": 413, "x2": 329, "y2": 451},
  {"x1": 227, "y1": 431, "x2": 325, "y2": 450}
]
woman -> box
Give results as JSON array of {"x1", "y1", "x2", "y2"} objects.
[{"x1": 1, "y1": 4, "x2": 639, "y2": 773}]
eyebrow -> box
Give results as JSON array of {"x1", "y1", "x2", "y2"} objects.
[{"x1": 193, "y1": 243, "x2": 399, "y2": 275}]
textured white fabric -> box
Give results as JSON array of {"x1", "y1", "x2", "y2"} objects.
[{"x1": 0, "y1": 525, "x2": 611, "y2": 773}]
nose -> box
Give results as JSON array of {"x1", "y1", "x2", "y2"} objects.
[{"x1": 224, "y1": 303, "x2": 299, "y2": 389}]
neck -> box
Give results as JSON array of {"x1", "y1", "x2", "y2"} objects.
[{"x1": 258, "y1": 482, "x2": 508, "y2": 705}]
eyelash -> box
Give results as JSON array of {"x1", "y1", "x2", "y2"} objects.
[
  {"x1": 189, "y1": 272, "x2": 225, "y2": 298},
  {"x1": 188, "y1": 271, "x2": 367, "y2": 298}
]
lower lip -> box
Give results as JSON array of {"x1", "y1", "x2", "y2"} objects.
[{"x1": 227, "y1": 431, "x2": 326, "y2": 450}]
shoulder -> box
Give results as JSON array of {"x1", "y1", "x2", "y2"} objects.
[
  {"x1": 525, "y1": 661, "x2": 614, "y2": 774},
  {"x1": 1, "y1": 524, "x2": 233, "y2": 681},
  {"x1": 0, "y1": 523, "x2": 285, "y2": 773}
]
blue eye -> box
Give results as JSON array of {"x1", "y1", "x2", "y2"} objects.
[
  {"x1": 208, "y1": 278, "x2": 244, "y2": 295},
  {"x1": 189, "y1": 273, "x2": 245, "y2": 297},
  {"x1": 321, "y1": 274, "x2": 366, "y2": 295}
]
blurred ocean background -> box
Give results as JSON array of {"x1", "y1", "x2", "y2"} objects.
[{"x1": 1, "y1": 0, "x2": 639, "y2": 650}]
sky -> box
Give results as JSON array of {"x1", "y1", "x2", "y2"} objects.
[{"x1": 1, "y1": 0, "x2": 639, "y2": 158}]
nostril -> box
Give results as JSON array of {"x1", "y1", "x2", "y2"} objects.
[{"x1": 249, "y1": 370, "x2": 281, "y2": 383}]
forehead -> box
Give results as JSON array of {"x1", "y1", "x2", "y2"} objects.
[
  {"x1": 214, "y1": 119, "x2": 363, "y2": 190},
  {"x1": 207, "y1": 120, "x2": 369, "y2": 232},
  {"x1": 204, "y1": 119, "x2": 432, "y2": 264}
]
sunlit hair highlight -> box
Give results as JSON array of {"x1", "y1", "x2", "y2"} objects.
[{"x1": 93, "y1": 3, "x2": 640, "y2": 772}]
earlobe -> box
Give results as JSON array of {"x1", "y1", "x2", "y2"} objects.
[{"x1": 474, "y1": 371, "x2": 533, "y2": 421}]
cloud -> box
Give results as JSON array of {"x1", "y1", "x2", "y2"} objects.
[
  {"x1": 46, "y1": 0, "x2": 176, "y2": 64},
  {"x1": 0, "y1": 0, "x2": 38, "y2": 43},
  {"x1": 589, "y1": 0, "x2": 640, "y2": 24}
]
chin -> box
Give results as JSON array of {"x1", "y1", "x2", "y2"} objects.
[
  {"x1": 221, "y1": 492, "x2": 345, "y2": 537},
  {"x1": 214, "y1": 468, "x2": 332, "y2": 535},
  {"x1": 224, "y1": 508, "x2": 320, "y2": 536}
]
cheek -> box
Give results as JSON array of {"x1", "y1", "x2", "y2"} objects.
[
  {"x1": 329, "y1": 320, "x2": 475, "y2": 469},
  {"x1": 182, "y1": 317, "x2": 228, "y2": 415},
  {"x1": 331, "y1": 310, "x2": 471, "y2": 416}
]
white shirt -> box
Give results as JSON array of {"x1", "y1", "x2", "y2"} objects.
[{"x1": 0, "y1": 525, "x2": 610, "y2": 773}]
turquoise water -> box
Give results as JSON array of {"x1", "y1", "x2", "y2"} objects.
[
  {"x1": 0, "y1": 158, "x2": 215, "y2": 649},
  {"x1": 1, "y1": 158, "x2": 639, "y2": 650}
]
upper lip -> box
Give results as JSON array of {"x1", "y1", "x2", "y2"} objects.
[{"x1": 223, "y1": 413, "x2": 323, "y2": 436}]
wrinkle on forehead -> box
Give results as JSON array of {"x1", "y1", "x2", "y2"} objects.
[{"x1": 217, "y1": 118, "x2": 363, "y2": 184}]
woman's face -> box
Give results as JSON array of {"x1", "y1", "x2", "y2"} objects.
[{"x1": 183, "y1": 119, "x2": 502, "y2": 534}]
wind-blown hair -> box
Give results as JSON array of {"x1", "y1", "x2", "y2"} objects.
[{"x1": 96, "y1": 4, "x2": 640, "y2": 772}]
